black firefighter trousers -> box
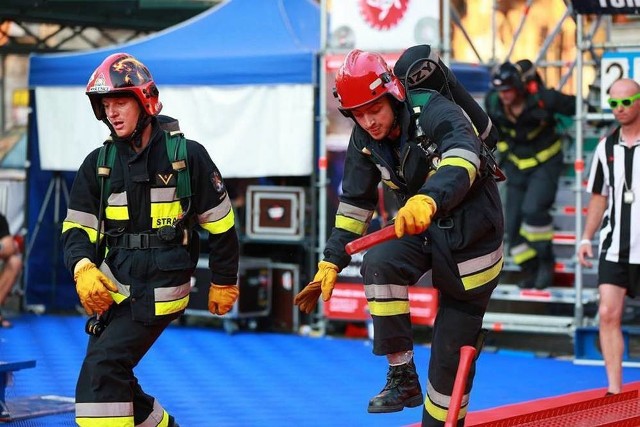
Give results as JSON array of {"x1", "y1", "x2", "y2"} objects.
[
  {"x1": 75, "y1": 300, "x2": 175, "y2": 427},
  {"x1": 361, "y1": 236, "x2": 495, "y2": 427}
]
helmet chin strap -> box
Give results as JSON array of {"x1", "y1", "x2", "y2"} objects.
[{"x1": 103, "y1": 113, "x2": 152, "y2": 148}]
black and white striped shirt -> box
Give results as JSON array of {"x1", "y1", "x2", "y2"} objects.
[{"x1": 587, "y1": 127, "x2": 640, "y2": 264}]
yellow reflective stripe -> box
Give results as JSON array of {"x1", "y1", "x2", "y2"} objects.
[
  {"x1": 535, "y1": 139, "x2": 562, "y2": 163},
  {"x1": 507, "y1": 139, "x2": 562, "y2": 170},
  {"x1": 155, "y1": 294, "x2": 189, "y2": 316},
  {"x1": 335, "y1": 215, "x2": 367, "y2": 235},
  {"x1": 368, "y1": 300, "x2": 410, "y2": 316},
  {"x1": 150, "y1": 201, "x2": 182, "y2": 218},
  {"x1": 110, "y1": 292, "x2": 128, "y2": 304},
  {"x1": 199, "y1": 197, "x2": 233, "y2": 223},
  {"x1": 425, "y1": 398, "x2": 467, "y2": 422},
  {"x1": 442, "y1": 148, "x2": 480, "y2": 169},
  {"x1": 437, "y1": 157, "x2": 477, "y2": 184},
  {"x1": 526, "y1": 124, "x2": 544, "y2": 140},
  {"x1": 62, "y1": 221, "x2": 99, "y2": 244},
  {"x1": 461, "y1": 257, "x2": 503, "y2": 291},
  {"x1": 106, "y1": 205, "x2": 129, "y2": 221},
  {"x1": 520, "y1": 224, "x2": 554, "y2": 242},
  {"x1": 201, "y1": 208, "x2": 235, "y2": 234},
  {"x1": 76, "y1": 417, "x2": 133, "y2": 427},
  {"x1": 76, "y1": 401, "x2": 133, "y2": 426},
  {"x1": 150, "y1": 201, "x2": 182, "y2": 229},
  {"x1": 512, "y1": 247, "x2": 537, "y2": 265},
  {"x1": 496, "y1": 141, "x2": 509, "y2": 153},
  {"x1": 424, "y1": 398, "x2": 448, "y2": 422},
  {"x1": 507, "y1": 153, "x2": 538, "y2": 170}
]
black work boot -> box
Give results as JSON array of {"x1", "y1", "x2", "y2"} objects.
[
  {"x1": 367, "y1": 358, "x2": 423, "y2": 413},
  {"x1": 517, "y1": 258, "x2": 538, "y2": 289},
  {"x1": 534, "y1": 259, "x2": 555, "y2": 290}
]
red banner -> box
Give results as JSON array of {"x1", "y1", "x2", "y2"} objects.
[{"x1": 323, "y1": 282, "x2": 438, "y2": 326}]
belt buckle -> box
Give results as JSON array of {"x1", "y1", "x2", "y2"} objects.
[
  {"x1": 436, "y1": 217, "x2": 454, "y2": 229},
  {"x1": 127, "y1": 234, "x2": 149, "y2": 249}
]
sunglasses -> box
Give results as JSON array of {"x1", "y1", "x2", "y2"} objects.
[{"x1": 607, "y1": 93, "x2": 640, "y2": 109}]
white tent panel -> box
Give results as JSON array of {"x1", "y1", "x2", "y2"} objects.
[{"x1": 35, "y1": 84, "x2": 314, "y2": 177}]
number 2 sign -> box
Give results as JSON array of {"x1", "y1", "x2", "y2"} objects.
[{"x1": 601, "y1": 52, "x2": 640, "y2": 110}]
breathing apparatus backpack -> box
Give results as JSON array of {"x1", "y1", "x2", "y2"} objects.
[
  {"x1": 94, "y1": 118, "x2": 193, "y2": 255},
  {"x1": 406, "y1": 88, "x2": 506, "y2": 184},
  {"x1": 96, "y1": 130, "x2": 191, "y2": 204}
]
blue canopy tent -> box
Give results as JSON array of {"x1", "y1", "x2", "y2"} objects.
[{"x1": 26, "y1": 0, "x2": 320, "y2": 310}]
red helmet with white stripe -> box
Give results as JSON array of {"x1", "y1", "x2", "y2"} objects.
[{"x1": 334, "y1": 49, "x2": 405, "y2": 114}]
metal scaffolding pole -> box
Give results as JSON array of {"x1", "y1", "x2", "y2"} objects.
[{"x1": 573, "y1": 13, "x2": 585, "y2": 329}]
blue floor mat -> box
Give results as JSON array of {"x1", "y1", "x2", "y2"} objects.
[{"x1": 2, "y1": 314, "x2": 640, "y2": 426}]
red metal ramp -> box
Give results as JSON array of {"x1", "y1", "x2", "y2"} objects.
[{"x1": 404, "y1": 382, "x2": 640, "y2": 427}]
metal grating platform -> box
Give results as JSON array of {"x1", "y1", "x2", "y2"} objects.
[{"x1": 472, "y1": 390, "x2": 640, "y2": 427}]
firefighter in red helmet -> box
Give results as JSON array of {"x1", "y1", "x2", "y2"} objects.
[
  {"x1": 295, "y1": 49, "x2": 504, "y2": 426},
  {"x1": 62, "y1": 52, "x2": 239, "y2": 426}
]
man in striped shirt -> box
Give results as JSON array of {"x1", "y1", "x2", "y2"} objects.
[{"x1": 578, "y1": 78, "x2": 640, "y2": 396}]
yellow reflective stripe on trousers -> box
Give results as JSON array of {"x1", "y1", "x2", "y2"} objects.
[
  {"x1": 76, "y1": 401, "x2": 134, "y2": 427},
  {"x1": 510, "y1": 243, "x2": 537, "y2": 265},
  {"x1": 154, "y1": 281, "x2": 191, "y2": 315},
  {"x1": 425, "y1": 397, "x2": 467, "y2": 423},
  {"x1": 458, "y1": 244, "x2": 504, "y2": 291},
  {"x1": 461, "y1": 257, "x2": 503, "y2": 291},
  {"x1": 520, "y1": 223, "x2": 554, "y2": 242},
  {"x1": 155, "y1": 295, "x2": 189, "y2": 315},
  {"x1": 425, "y1": 380, "x2": 469, "y2": 422},
  {"x1": 367, "y1": 300, "x2": 410, "y2": 316},
  {"x1": 76, "y1": 416, "x2": 134, "y2": 427}
]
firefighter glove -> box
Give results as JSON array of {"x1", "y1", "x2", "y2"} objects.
[
  {"x1": 394, "y1": 194, "x2": 437, "y2": 238},
  {"x1": 74, "y1": 258, "x2": 117, "y2": 316},
  {"x1": 208, "y1": 284, "x2": 239, "y2": 315},
  {"x1": 294, "y1": 261, "x2": 339, "y2": 314}
]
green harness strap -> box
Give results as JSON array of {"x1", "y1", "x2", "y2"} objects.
[
  {"x1": 96, "y1": 131, "x2": 191, "y2": 206},
  {"x1": 97, "y1": 139, "x2": 117, "y2": 203},
  {"x1": 165, "y1": 130, "x2": 192, "y2": 199},
  {"x1": 408, "y1": 90, "x2": 433, "y2": 115}
]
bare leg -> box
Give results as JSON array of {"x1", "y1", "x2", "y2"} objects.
[{"x1": 598, "y1": 284, "x2": 626, "y2": 394}]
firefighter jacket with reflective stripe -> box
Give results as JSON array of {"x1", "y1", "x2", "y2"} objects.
[
  {"x1": 485, "y1": 87, "x2": 575, "y2": 168},
  {"x1": 324, "y1": 89, "x2": 504, "y2": 284},
  {"x1": 62, "y1": 118, "x2": 239, "y2": 322}
]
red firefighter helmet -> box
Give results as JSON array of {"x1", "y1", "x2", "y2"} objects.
[
  {"x1": 86, "y1": 52, "x2": 162, "y2": 120},
  {"x1": 334, "y1": 49, "x2": 405, "y2": 113}
]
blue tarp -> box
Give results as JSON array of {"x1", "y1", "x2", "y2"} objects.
[{"x1": 29, "y1": 0, "x2": 320, "y2": 87}]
